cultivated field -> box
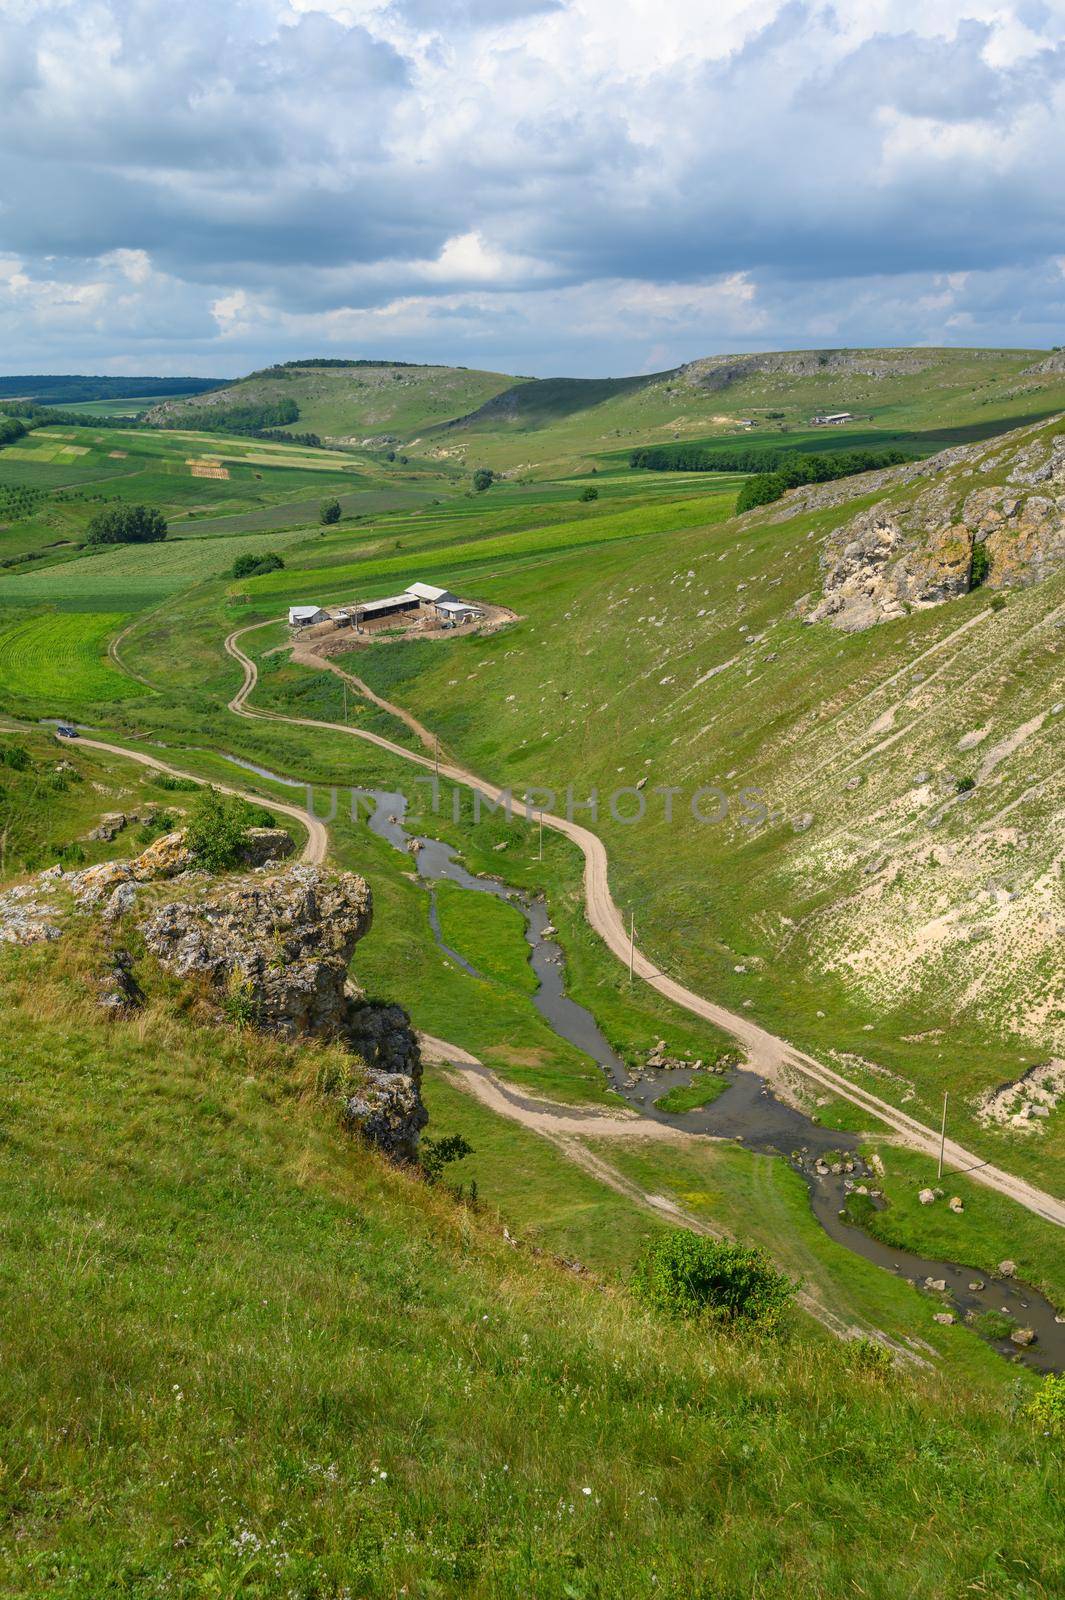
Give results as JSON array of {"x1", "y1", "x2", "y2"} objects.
[{"x1": 0, "y1": 611, "x2": 144, "y2": 703}]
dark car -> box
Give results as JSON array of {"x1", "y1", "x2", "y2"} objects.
[{"x1": 55, "y1": 724, "x2": 79, "y2": 739}]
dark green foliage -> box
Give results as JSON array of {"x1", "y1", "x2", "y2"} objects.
[
  {"x1": 156, "y1": 398, "x2": 299, "y2": 435},
  {"x1": 0, "y1": 376, "x2": 215, "y2": 404},
  {"x1": 969, "y1": 541, "x2": 991, "y2": 588},
  {"x1": 956, "y1": 776, "x2": 976, "y2": 793},
  {"x1": 319, "y1": 499, "x2": 342, "y2": 525},
  {"x1": 152, "y1": 774, "x2": 200, "y2": 793},
  {"x1": 0, "y1": 414, "x2": 28, "y2": 448},
  {"x1": 579, "y1": 486, "x2": 599, "y2": 502},
  {"x1": 472, "y1": 468, "x2": 495, "y2": 493},
  {"x1": 183, "y1": 788, "x2": 275, "y2": 872},
  {"x1": 419, "y1": 1133, "x2": 474, "y2": 1185},
  {"x1": 632, "y1": 1231, "x2": 796, "y2": 1333},
  {"x1": 0, "y1": 743, "x2": 31, "y2": 771},
  {"x1": 86, "y1": 504, "x2": 168, "y2": 545},
  {"x1": 736, "y1": 472, "x2": 788, "y2": 512},
  {"x1": 989, "y1": 593, "x2": 1007, "y2": 612},
  {"x1": 232, "y1": 551, "x2": 285, "y2": 579},
  {"x1": 841, "y1": 1191, "x2": 879, "y2": 1230}
]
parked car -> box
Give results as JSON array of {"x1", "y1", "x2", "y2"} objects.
[{"x1": 55, "y1": 724, "x2": 79, "y2": 739}]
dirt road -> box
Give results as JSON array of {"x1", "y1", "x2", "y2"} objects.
[
  {"x1": 225, "y1": 623, "x2": 1065, "y2": 1230},
  {"x1": 63, "y1": 733, "x2": 328, "y2": 865}
]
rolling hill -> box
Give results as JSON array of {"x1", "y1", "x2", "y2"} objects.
[
  {"x1": 143, "y1": 348, "x2": 1065, "y2": 478},
  {"x1": 146, "y1": 359, "x2": 519, "y2": 444}
]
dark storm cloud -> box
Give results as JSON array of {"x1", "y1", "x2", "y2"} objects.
[{"x1": 1, "y1": 0, "x2": 1063, "y2": 373}]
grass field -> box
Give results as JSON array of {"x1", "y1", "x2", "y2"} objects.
[
  {"x1": 0, "y1": 612, "x2": 144, "y2": 703},
  {"x1": 0, "y1": 928, "x2": 1060, "y2": 1597}
]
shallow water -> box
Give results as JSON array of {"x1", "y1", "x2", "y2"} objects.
[{"x1": 224, "y1": 762, "x2": 1065, "y2": 1371}]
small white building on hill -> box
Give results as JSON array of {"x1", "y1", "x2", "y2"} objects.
[{"x1": 289, "y1": 605, "x2": 329, "y2": 627}]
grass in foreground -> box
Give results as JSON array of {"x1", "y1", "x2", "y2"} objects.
[{"x1": 0, "y1": 937, "x2": 1061, "y2": 1599}]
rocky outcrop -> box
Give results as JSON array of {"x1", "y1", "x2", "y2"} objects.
[
  {"x1": 141, "y1": 865, "x2": 425, "y2": 1159},
  {"x1": 70, "y1": 826, "x2": 294, "y2": 906},
  {"x1": 807, "y1": 423, "x2": 1065, "y2": 631}
]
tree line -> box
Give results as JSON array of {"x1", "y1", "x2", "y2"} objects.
[
  {"x1": 733, "y1": 448, "x2": 909, "y2": 511},
  {"x1": 155, "y1": 398, "x2": 301, "y2": 435}
]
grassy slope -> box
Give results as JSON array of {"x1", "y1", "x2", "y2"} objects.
[
  {"x1": 340, "y1": 421, "x2": 1065, "y2": 1191},
  {"x1": 414, "y1": 347, "x2": 1065, "y2": 475},
  {"x1": 0, "y1": 929, "x2": 1061, "y2": 1598},
  {"x1": 146, "y1": 362, "x2": 519, "y2": 440}
]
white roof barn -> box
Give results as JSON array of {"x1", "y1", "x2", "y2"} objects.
[
  {"x1": 406, "y1": 582, "x2": 455, "y2": 604},
  {"x1": 289, "y1": 605, "x2": 329, "y2": 626}
]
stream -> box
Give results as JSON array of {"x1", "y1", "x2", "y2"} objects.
[{"x1": 218, "y1": 753, "x2": 1064, "y2": 1372}]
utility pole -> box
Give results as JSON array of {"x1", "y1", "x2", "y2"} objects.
[
  {"x1": 938, "y1": 1091, "x2": 948, "y2": 1180},
  {"x1": 342, "y1": 681, "x2": 347, "y2": 723},
  {"x1": 435, "y1": 735, "x2": 440, "y2": 778},
  {"x1": 538, "y1": 809, "x2": 543, "y2": 861},
  {"x1": 628, "y1": 912, "x2": 635, "y2": 984}
]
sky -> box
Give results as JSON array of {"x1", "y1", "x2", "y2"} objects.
[{"x1": 1, "y1": 0, "x2": 1064, "y2": 377}]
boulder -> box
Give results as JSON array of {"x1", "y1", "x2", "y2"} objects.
[
  {"x1": 1009, "y1": 1326, "x2": 1036, "y2": 1347},
  {"x1": 918, "y1": 1188, "x2": 937, "y2": 1205},
  {"x1": 997, "y1": 1259, "x2": 1017, "y2": 1278},
  {"x1": 933, "y1": 1312, "x2": 955, "y2": 1326},
  {"x1": 86, "y1": 811, "x2": 127, "y2": 842},
  {"x1": 129, "y1": 831, "x2": 195, "y2": 882},
  {"x1": 948, "y1": 1196, "x2": 964, "y2": 1214},
  {"x1": 140, "y1": 865, "x2": 425, "y2": 1161}
]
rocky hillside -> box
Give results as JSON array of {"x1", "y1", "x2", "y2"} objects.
[
  {"x1": 806, "y1": 416, "x2": 1065, "y2": 630},
  {"x1": 0, "y1": 834, "x2": 426, "y2": 1159}
]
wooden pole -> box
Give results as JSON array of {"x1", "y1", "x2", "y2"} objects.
[{"x1": 938, "y1": 1091, "x2": 948, "y2": 1180}]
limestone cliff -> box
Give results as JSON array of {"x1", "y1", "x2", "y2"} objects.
[
  {"x1": 807, "y1": 419, "x2": 1065, "y2": 631},
  {"x1": 141, "y1": 865, "x2": 426, "y2": 1159}
]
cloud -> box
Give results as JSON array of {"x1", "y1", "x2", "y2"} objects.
[{"x1": 1, "y1": 0, "x2": 1063, "y2": 373}]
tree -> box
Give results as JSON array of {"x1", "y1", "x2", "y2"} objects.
[
  {"x1": 632, "y1": 1232, "x2": 796, "y2": 1334},
  {"x1": 86, "y1": 504, "x2": 168, "y2": 545},
  {"x1": 184, "y1": 788, "x2": 275, "y2": 872},
  {"x1": 319, "y1": 499, "x2": 342, "y2": 525},
  {"x1": 232, "y1": 551, "x2": 285, "y2": 579},
  {"x1": 472, "y1": 467, "x2": 494, "y2": 493},
  {"x1": 579, "y1": 486, "x2": 599, "y2": 502}
]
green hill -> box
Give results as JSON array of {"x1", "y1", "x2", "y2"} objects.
[
  {"x1": 146, "y1": 348, "x2": 1065, "y2": 480},
  {"x1": 147, "y1": 360, "x2": 519, "y2": 444}
]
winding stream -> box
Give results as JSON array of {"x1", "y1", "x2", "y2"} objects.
[{"x1": 219, "y1": 753, "x2": 1064, "y2": 1372}]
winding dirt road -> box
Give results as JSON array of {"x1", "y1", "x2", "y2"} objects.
[
  {"x1": 63, "y1": 734, "x2": 328, "y2": 865},
  {"x1": 224, "y1": 622, "x2": 1065, "y2": 1230}
]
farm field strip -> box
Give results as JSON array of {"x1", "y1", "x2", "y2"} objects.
[{"x1": 0, "y1": 611, "x2": 144, "y2": 702}]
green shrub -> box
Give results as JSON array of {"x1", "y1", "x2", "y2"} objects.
[
  {"x1": 0, "y1": 744, "x2": 31, "y2": 771},
  {"x1": 232, "y1": 551, "x2": 285, "y2": 579},
  {"x1": 472, "y1": 468, "x2": 494, "y2": 493},
  {"x1": 1026, "y1": 1373, "x2": 1065, "y2": 1434},
  {"x1": 956, "y1": 775, "x2": 976, "y2": 794},
  {"x1": 183, "y1": 787, "x2": 274, "y2": 872},
  {"x1": 579, "y1": 486, "x2": 599, "y2": 502},
  {"x1": 319, "y1": 500, "x2": 341, "y2": 526},
  {"x1": 989, "y1": 593, "x2": 1007, "y2": 612},
  {"x1": 845, "y1": 1337, "x2": 896, "y2": 1376},
  {"x1": 152, "y1": 773, "x2": 199, "y2": 793},
  {"x1": 969, "y1": 541, "x2": 991, "y2": 588},
  {"x1": 632, "y1": 1231, "x2": 796, "y2": 1333},
  {"x1": 419, "y1": 1133, "x2": 473, "y2": 1185}
]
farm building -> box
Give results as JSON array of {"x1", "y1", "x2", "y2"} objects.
[
  {"x1": 289, "y1": 605, "x2": 329, "y2": 627},
  {"x1": 435, "y1": 598, "x2": 483, "y2": 623},
  {"x1": 404, "y1": 581, "x2": 484, "y2": 623},
  {"x1": 811, "y1": 411, "x2": 854, "y2": 426},
  {"x1": 357, "y1": 593, "x2": 421, "y2": 624}
]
